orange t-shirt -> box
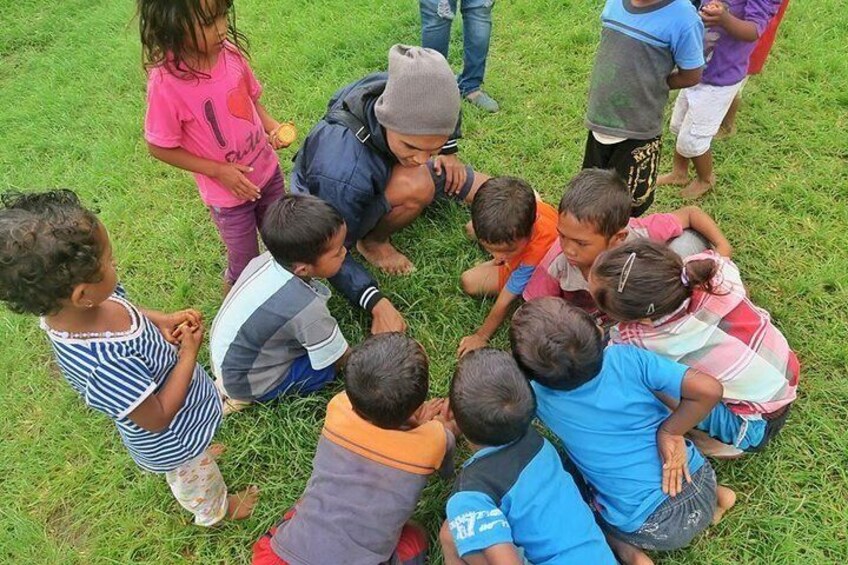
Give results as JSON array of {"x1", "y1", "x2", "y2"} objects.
[{"x1": 498, "y1": 201, "x2": 560, "y2": 292}]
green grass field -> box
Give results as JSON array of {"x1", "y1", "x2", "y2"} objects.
[{"x1": 1, "y1": 0, "x2": 847, "y2": 562}]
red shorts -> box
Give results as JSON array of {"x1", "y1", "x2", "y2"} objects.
[{"x1": 252, "y1": 509, "x2": 428, "y2": 565}]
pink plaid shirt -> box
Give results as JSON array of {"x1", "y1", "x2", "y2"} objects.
[{"x1": 611, "y1": 251, "x2": 799, "y2": 417}]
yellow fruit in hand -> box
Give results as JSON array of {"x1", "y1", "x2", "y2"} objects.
[{"x1": 275, "y1": 122, "x2": 297, "y2": 147}]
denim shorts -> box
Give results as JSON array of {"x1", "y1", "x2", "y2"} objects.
[
  {"x1": 255, "y1": 355, "x2": 337, "y2": 403},
  {"x1": 697, "y1": 401, "x2": 791, "y2": 453},
  {"x1": 606, "y1": 463, "x2": 717, "y2": 551}
]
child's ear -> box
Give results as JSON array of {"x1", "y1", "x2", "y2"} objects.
[
  {"x1": 609, "y1": 228, "x2": 629, "y2": 247},
  {"x1": 291, "y1": 262, "x2": 311, "y2": 278},
  {"x1": 69, "y1": 283, "x2": 94, "y2": 309}
]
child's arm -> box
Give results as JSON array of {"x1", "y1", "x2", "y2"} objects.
[
  {"x1": 701, "y1": 2, "x2": 761, "y2": 41},
  {"x1": 458, "y1": 288, "x2": 518, "y2": 357},
  {"x1": 460, "y1": 546, "x2": 525, "y2": 565},
  {"x1": 671, "y1": 206, "x2": 733, "y2": 257},
  {"x1": 147, "y1": 143, "x2": 261, "y2": 201},
  {"x1": 657, "y1": 368, "x2": 723, "y2": 496},
  {"x1": 667, "y1": 67, "x2": 704, "y2": 90},
  {"x1": 127, "y1": 322, "x2": 204, "y2": 433},
  {"x1": 255, "y1": 101, "x2": 293, "y2": 150}
]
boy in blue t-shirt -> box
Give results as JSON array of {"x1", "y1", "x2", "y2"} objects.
[
  {"x1": 583, "y1": 0, "x2": 706, "y2": 216},
  {"x1": 441, "y1": 348, "x2": 616, "y2": 565},
  {"x1": 510, "y1": 298, "x2": 736, "y2": 558}
]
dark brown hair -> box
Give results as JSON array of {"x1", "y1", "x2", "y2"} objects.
[
  {"x1": 260, "y1": 194, "x2": 345, "y2": 267},
  {"x1": 558, "y1": 169, "x2": 631, "y2": 238},
  {"x1": 590, "y1": 239, "x2": 721, "y2": 322},
  {"x1": 471, "y1": 177, "x2": 537, "y2": 244},
  {"x1": 138, "y1": 0, "x2": 249, "y2": 80}
]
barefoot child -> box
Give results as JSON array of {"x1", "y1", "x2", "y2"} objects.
[
  {"x1": 140, "y1": 0, "x2": 291, "y2": 288},
  {"x1": 210, "y1": 195, "x2": 350, "y2": 414},
  {"x1": 252, "y1": 333, "x2": 457, "y2": 565},
  {"x1": 457, "y1": 177, "x2": 558, "y2": 356},
  {"x1": 523, "y1": 169, "x2": 731, "y2": 327},
  {"x1": 657, "y1": 0, "x2": 780, "y2": 198},
  {"x1": 441, "y1": 348, "x2": 616, "y2": 564},
  {"x1": 590, "y1": 240, "x2": 799, "y2": 457},
  {"x1": 511, "y1": 298, "x2": 735, "y2": 561},
  {"x1": 0, "y1": 190, "x2": 257, "y2": 525}
]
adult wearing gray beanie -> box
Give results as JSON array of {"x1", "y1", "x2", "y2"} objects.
[{"x1": 290, "y1": 44, "x2": 489, "y2": 335}]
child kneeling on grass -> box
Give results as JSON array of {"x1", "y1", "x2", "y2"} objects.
[
  {"x1": 523, "y1": 168, "x2": 732, "y2": 328},
  {"x1": 252, "y1": 333, "x2": 457, "y2": 565},
  {"x1": 511, "y1": 298, "x2": 735, "y2": 564},
  {"x1": 441, "y1": 348, "x2": 616, "y2": 565},
  {"x1": 0, "y1": 190, "x2": 257, "y2": 526},
  {"x1": 210, "y1": 194, "x2": 350, "y2": 414},
  {"x1": 590, "y1": 240, "x2": 798, "y2": 458},
  {"x1": 457, "y1": 177, "x2": 559, "y2": 357}
]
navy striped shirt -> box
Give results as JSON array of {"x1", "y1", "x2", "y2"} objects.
[{"x1": 41, "y1": 291, "x2": 221, "y2": 473}]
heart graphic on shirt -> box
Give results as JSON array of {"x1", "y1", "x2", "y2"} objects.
[{"x1": 227, "y1": 79, "x2": 255, "y2": 123}]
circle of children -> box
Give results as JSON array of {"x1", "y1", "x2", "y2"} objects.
[{"x1": 0, "y1": 0, "x2": 798, "y2": 563}]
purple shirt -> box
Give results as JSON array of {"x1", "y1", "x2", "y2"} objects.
[{"x1": 701, "y1": 0, "x2": 780, "y2": 86}]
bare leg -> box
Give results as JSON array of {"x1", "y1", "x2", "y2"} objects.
[
  {"x1": 440, "y1": 521, "x2": 466, "y2": 565},
  {"x1": 462, "y1": 170, "x2": 491, "y2": 204},
  {"x1": 657, "y1": 150, "x2": 690, "y2": 186},
  {"x1": 207, "y1": 443, "x2": 226, "y2": 459},
  {"x1": 717, "y1": 94, "x2": 741, "y2": 139},
  {"x1": 460, "y1": 260, "x2": 501, "y2": 297},
  {"x1": 226, "y1": 485, "x2": 260, "y2": 520},
  {"x1": 605, "y1": 533, "x2": 654, "y2": 565},
  {"x1": 686, "y1": 429, "x2": 746, "y2": 459},
  {"x1": 357, "y1": 165, "x2": 436, "y2": 275},
  {"x1": 713, "y1": 485, "x2": 737, "y2": 524},
  {"x1": 680, "y1": 150, "x2": 716, "y2": 199}
]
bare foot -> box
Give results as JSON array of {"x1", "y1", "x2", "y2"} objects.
[
  {"x1": 712, "y1": 485, "x2": 737, "y2": 525},
  {"x1": 680, "y1": 175, "x2": 716, "y2": 199},
  {"x1": 357, "y1": 239, "x2": 415, "y2": 275},
  {"x1": 207, "y1": 443, "x2": 227, "y2": 460},
  {"x1": 226, "y1": 485, "x2": 259, "y2": 521},
  {"x1": 686, "y1": 429, "x2": 746, "y2": 460},
  {"x1": 605, "y1": 534, "x2": 654, "y2": 565},
  {"x1": 657, "y1": 171, "x2": 689, "y2": 186}
]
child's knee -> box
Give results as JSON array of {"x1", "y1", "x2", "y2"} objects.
[
  {"x1": 438, "y1": 520, "x2": 455, "y2": 550},
  {"x1": 460, "y1": 268, "x2": 478, "y2": 296}
]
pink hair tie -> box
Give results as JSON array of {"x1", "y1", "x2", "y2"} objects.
[{"x1": 680, "y1": 267, "x2": 690, "y2": 287}]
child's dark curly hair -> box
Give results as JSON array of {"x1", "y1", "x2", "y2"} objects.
[
  {"x1": 138, "y1": 0, "x2": 249, "y2": 79},
  {"x1": 0, "y1": 190, "x2": 104, "y2": 316}
]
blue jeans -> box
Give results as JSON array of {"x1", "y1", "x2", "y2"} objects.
[
  {"x1": 420, "y1": 0, "x2": 494, "y2": 95},
  {"x1": 255, "y1": 355, "x2": 337, "y2": 403}
]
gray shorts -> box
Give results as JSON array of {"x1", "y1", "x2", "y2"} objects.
[
  {"x1": 668, "y1": 229, "x2": 711, "y2": 258},
  {"x1": 427, "y1": 160, "x2": 476, "y2": 201},
  {"x1": 607, "y1": 462, "x2": 717, "y2": 551}
]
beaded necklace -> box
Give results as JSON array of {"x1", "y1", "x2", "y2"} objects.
[{"x1": 40, "y1": 296, "x2": 140, "y2": 341}]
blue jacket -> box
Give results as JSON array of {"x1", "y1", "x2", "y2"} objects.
[{"x1": 290, "y1": 73, "x2": 460, "y2": 312}]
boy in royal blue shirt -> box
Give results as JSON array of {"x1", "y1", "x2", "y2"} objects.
[
  {"x1": 441, "y1": 348, "x2": 616, "y2": 565},
  {"x1": 511, "y1": 298, "x2": 736, "y2": 561}
]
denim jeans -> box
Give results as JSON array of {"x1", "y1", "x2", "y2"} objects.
[{"x1": 420, "y1": 0, "x2": 494, "y2": 95}]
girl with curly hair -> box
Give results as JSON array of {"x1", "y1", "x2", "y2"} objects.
[
  {"x1": 139, "y1": 0, "x2": 292, "y2": 289},
  {"x1": 0, "y1": 190, "x2": 258, "y2": 525}
]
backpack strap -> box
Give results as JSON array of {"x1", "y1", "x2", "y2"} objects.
[{"x1": 325, "y1": 105, "x2": 379, "y2": 153}]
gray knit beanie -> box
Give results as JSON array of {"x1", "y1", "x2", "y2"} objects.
[{"x1": 375, "y1": 45, "x2": 460, "y2": 136}]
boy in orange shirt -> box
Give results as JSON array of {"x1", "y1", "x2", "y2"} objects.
[{"x1": 458, "y1": 177, "x2": 558, "y2": 356}]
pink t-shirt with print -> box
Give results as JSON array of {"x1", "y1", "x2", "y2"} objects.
[{"x1": 144, "y1": 44, "x2": 279, "y2": 208}]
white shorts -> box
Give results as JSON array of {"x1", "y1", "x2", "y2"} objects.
[{"x1": 669, "y1": 81, "x2": 745, "y2": 158}]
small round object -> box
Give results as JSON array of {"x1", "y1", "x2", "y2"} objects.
[{"x1": 275, "y1": 122, "x2": 297, "y2": 147}]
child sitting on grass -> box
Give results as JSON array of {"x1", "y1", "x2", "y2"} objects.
[
  {"x1": 252, "y1": 332, "x2": 457, "y2": 565},
  {"x1": 441, "y1": 348, "x2": 616, "y2": 564},
  {"x1": 457, "y1": 177, "x2": 558, "y2": 356},
  {"x1": 657, "y1": 0, "x2": 781, "y2": 198},
  {"x1": 523, "y1": 169, "x2": 731, "y2": 326},
  {"x1": 0, "y1": 190, "x2": 258, "y2": 526},
  {"x1": 511, "y1": 298, "x2": 734, "y2": 563},
  {"x1": 590, "y1": 240, "x2": 798, "y2": 458},
  {"x1": 210, "y1": 194, "x2": 350, "y2": 414}
]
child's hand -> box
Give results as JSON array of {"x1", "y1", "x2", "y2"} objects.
[
  {"x1": 410, "y1": 398, "x2": 446, "y2": 427},
  {"x1": 175, "y1": 319, "x2": 204, "y2": 359},
  {"x1": 268, "y1": 122, "x2": 297, "y2": 150},
  {"x1": 457, "y1": 333, "x2": 489, "y2": 358},
  {"x1": 657, "y1": 429, "x2": 692, "y2": 497},
  {"x1": 700, "y1": 1, "x2": 727, "y2": 26},
  {"x1": 434, "y1": 399, "x2": 462, "y2": 438},
  {"x1": 212, "y1": 162, "x2": 261, "y2": 201},
  {"x1": 161, "y1": 309, "x2": 203, "y2": 344},
  {"x1": 432, "y1": 154, "x2": 468, "y2": 197}
]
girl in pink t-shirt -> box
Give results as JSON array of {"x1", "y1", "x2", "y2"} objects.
[{"x1": 140, "y1": 0, "x2": 293, "y2": 287}]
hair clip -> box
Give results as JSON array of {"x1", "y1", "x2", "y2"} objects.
[
  {"x1": 680, "y1": 268, "x2": 690, "y2": 287},
  {"x1": 617, "y1": 252, "x2": 637, "y2": 293},
  {"x1": 646, "y1": 303, "x2": 656, "y2": 316}
]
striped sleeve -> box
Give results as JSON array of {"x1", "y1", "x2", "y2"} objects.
[
  {"x1": 293, "y1": 303, "x2": 348, "y2": 370},
  {"x1": 85, "y1": 355, "x2": 157, "y2": 420}
]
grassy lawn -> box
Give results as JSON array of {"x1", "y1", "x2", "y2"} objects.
[{"x1": 1, "y1": 0, "x2": 847, "y2": 562}]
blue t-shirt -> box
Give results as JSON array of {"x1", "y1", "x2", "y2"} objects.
[
  {"x1": 446, "y1": 429, "x2": 616, "y2": 564},
  {"x1": 532, "y1": 344, "x2": 705, "y2": 533}
]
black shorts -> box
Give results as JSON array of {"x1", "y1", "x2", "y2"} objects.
[{"x1": 582, "y1": 132, "x2": 662, "y2": 217}]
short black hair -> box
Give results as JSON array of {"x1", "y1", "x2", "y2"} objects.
[
  {"x1": 345, "y1": 333, "x2": 429, "y2": 429},
  {"x1": 510, "y1": 297, "x2": 604, "y2": 391},
  {"x1": 471, "y1": 177, "x2": 537, "y2": 244},
  {"x1": 260, "y1": 194, "x2": 345, "y2": 266},
  {"x1": 450, "y1": 348, "x2": 536, "y2": 447},
  {"x1": 0, "y1": 190, "x2": 104, "y2": 316},
  {"x1": 558, "y1": 169, "x2": 631, "y2": 238}
]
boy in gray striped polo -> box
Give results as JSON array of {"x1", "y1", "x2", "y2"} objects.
[{"x1": 210, "y1": 195, "x2": 350, "y2": 413}]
